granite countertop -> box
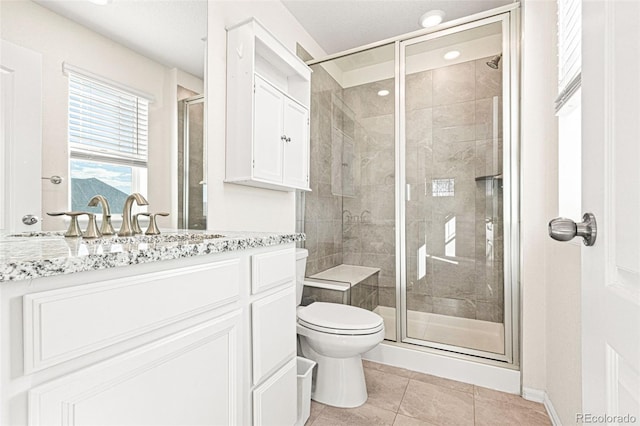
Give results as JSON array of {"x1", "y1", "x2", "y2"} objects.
[{"x1": 0, "y1": 230, "x2": 305, "y2": 282}]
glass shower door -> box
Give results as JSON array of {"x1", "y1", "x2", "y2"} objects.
[
  {"x1": 401, "y1": 17, "x2": 512, "y2": 360},
  {"x1": 178, "y1": 95, "x2": 206, "y2": 229}
]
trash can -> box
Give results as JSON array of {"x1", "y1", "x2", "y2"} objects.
[{"x1": 295, "y1": 356, "x2": 316, "y2": 426}]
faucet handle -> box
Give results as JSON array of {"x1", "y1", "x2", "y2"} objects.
[
  {"x1": 46, "y1": 211, "x2": 97, "y2": 238},
  {"x1": 83, "y1": 213, "x2": 102, "y2": 239},
  {"x1": 140, "y1": 212, "x2": 169, "y2": 235}
]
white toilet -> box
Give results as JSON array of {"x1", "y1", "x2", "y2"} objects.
[{"x1": 295, "y1": 248, "x2": 385, "y2": 408}]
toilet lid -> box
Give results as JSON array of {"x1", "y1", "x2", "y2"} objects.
[{"x1": 297, "y1": 302, "x2": 384, "y2": 332}]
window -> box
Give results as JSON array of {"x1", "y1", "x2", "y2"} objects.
[
  {"x1": 65, "y1": 64, "x2": 150, "y2": 215},
  {"x1": 432, "y1": 178, "x2": 455, "y2": 197}
]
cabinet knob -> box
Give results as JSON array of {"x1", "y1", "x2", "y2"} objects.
[{"x1": 280, "y1": 135, "x2": 287, "y2": 142}]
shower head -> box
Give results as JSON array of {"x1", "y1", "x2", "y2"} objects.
[{"x1": 486, "y1": 54, "x2": 502, "y2": 69}]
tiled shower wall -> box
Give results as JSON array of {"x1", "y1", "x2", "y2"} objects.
[
  {"x1": 404, "y1": 57, "x2": 504, "y2": 323},
  {"x1": 341, "y1": 79, "x2": 397, "y2": 307},
  {"x1": 298, "y1": 47, "x2": 344, "y2": 276}
]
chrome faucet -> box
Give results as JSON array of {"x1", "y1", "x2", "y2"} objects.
[
  {"x1": 87, "y1": 195, "x2": 114, "y2": 235},
  {"x1": 118, "y1": 193, "x2": 149, "y2": 236}
]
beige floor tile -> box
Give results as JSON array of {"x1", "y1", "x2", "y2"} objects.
[
  {"x1": 364, "y1": 360, "x2": 414, "y2": 378},
  {"x1": 475, "y1": 397, "x2": 552, "y2": 426},
  {"x1": 474, "y1": 386, "x2": 547, "y2": 413},
  {"x1": 393, "y1": 414, "x2": 439, "y2": 425},
  {"x1": 365, "y1": 368, "x2": 410, "y2": 412},
  {"x1": 305, "y1": 401, "x2": 327, "y2": 426},
  {"x1": 314, "y1": 402, "x2": 397, "y2": 426},
  {"x1": 311, "y1": 416, "x2": 346, "y2": 426},
  {"x1": 409, "y1": 371, "x2": 474, "y2": 394},
  {"x1": 398, "y1": 379, "x2": 474, "y2": 426},
  {"x1": 363, "y1": 359, "x2": 382, "y2": 370}
]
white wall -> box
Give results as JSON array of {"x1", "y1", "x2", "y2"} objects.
[
  {"x1": 206, "y1": 0, "x2": 326, "y2": 232},
  {"x1": 0, "y1": 0, "x2": 201, "y2": 230},
  {"x1": 521, "y1": 1, "x2": 582, "y2": 423},
  {"x1": 521, "y1": 0, "x2": 553, "y2": 394}
]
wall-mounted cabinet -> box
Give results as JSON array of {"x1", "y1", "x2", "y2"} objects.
[{"x1": 226, "y1": 18, "x2": 312, "y2": 192}]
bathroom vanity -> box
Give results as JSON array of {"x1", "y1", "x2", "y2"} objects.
[{"x1": 0, "y1": 231, "x2": 302, "y2": 426}]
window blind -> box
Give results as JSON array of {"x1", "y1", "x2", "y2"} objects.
[
  {"x1": 68, "y1": 71, "x2": 149, "y2": 168},
  {"x1": 556, "y1": 0, "x2": 581, "y2": 112}
]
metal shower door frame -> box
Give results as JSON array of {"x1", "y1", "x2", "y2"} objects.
[
  {"x1": 182, "y1": 94, "x2": 205, "y2": 230},
  {"x1": 395, "y1": 9, "x2": 520, "y2": 365}
]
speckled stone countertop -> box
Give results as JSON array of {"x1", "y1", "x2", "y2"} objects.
[{"x1": 0, "y1": 230, "x2": 305, "y2": 282}]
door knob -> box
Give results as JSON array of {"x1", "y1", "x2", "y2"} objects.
[
  {"x1": 548, "y1": 212, "x2": 597, "y2": 246},
  {"x1": 22, "y1": 215, "x2": 39, "y2": 225}
]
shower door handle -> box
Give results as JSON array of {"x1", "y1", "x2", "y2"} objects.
[{"x1": 548, "y1": 213, "x2": 597, "y2": 246}]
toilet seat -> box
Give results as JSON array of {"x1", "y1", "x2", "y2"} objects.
[
  {"x1": 297, "y1": 302, "x2": 384, "y2": 335},
  {"x1": 298, "y1": 319, "x2": 384, "y2": 335}
]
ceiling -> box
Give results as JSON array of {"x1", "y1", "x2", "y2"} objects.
[
  {"x1": 281, "y1": 0, "x2": 514, "y2": 55},
  {"x1": 32, "y1": 0, "x2": 513, "y2": 78},
  {"x1": 33, "y1": 0, "x2": 207, "y2": 79}
]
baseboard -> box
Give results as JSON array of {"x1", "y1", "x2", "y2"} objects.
[
  {"x1": 363, "y1": 341, "x2": 521, "y2": 394},
  {"x1": 522, "y1": 387, "x2": 562, "y2": 426},
  {"x1": 522, "y1": 387, "x2": 546, "y2": 403}
]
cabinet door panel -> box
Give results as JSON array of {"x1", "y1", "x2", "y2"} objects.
[
  {"x1": 253, "y1": 76, "x2": 284, "y2": 183},
  {"x1": 253, "y1": 358, "x2": 297, "y2": 426},
  {"x1": 29, "y1": 310, "x2": 242, "y2": 426},
  {"x1": 282, "y1": 99, "x2": 309, "y2": 189},
  {"x1": 251, "y1": 286, "x2": 296, "y2": 384},
  {"x1": 251, "y1": 247, "x2": 295, "y2": 294}
]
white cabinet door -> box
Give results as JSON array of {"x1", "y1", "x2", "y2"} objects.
[
  {"x1": 251, "y1": 286, "x2": 296, "y2": 385},
  {"x1": 253, "y1": 358, "x2": 297, "y2": 426},
  {"x1": 29, "y1": 310, "x2": 243, "y2": 426},
  {"x1": 253, "y1": 76, "x2": 284, "y2": 183},
  {"x1": 282, "y1": 98, "x2": 309, "y2": 189}
]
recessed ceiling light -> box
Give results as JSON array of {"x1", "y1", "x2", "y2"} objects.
[
  {"x1": 377, "y1": 89, "x2": 390, "y2": 97},
  {"x1": 419, "y1": 10, "x2": 445, "y2": 28},
  {"x1": 87, "y1": 0, "x2": 112, "y2": 5},
  {"x1": 444, "y1": 50, "x2": 460, "y2": 60}
]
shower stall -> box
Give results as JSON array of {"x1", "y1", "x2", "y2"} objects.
[{"x1": 299, "y1": 6, "x2": 519, "y2": 364}]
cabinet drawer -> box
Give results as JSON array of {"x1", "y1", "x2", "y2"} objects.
[
  {"x1": 253, "y1": 358, "x2": 297, "y2": 426},
  {"x1": 251, "y1": 247, "x2": 295, "y2": 294},
  {"x1": 251, "y1": 286, "x2": 296, "y2": 385},
  {"x1": 24, "y1": 259, "x2": 240, "y2": 373}
]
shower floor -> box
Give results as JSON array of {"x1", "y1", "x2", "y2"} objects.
[{"x1": 374, "y1": 306, "x2": 505, "y2": 354}]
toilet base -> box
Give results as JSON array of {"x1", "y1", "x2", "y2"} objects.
[{"x1": 299, "y1": 337, "x2": 368, "y2": 408}]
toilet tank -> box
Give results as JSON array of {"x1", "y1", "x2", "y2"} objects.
[{"x1": 295, "y1": 248, "x2": 308, "y2": 306}]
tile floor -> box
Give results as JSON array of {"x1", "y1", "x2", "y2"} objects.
[{"x1": 305, "y1": 360, "x2": 551, "y2": 426}]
